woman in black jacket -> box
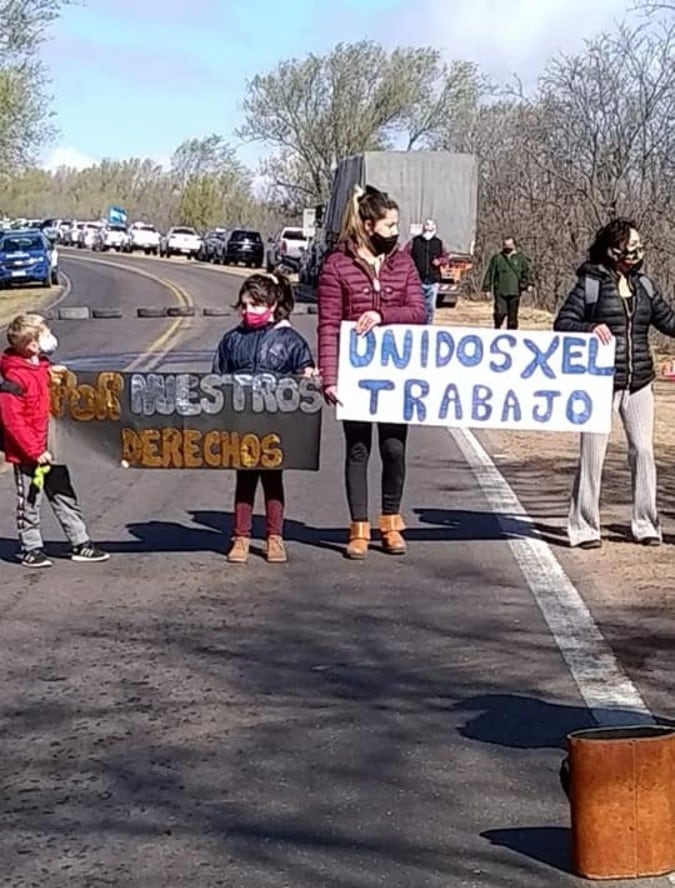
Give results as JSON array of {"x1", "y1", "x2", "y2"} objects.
[{"x1": 554, "y1": 218, "x2": 675, "y2": 549}]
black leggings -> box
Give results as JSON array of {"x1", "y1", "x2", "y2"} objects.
[{"x1": 343, "y1": 421, "x2": 408, "y2": 522}]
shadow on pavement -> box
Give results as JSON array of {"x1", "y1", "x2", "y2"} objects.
[
  {"x1": 0, "y1": 507, "x2": 566, "y2": 563},
  {"x1": 482, "y1": 827, "x2": 572, "y2": 873}
]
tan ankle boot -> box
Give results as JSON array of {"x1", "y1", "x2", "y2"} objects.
[
  {"x1": 346, "y1": 522, "x2": 370, "y2": 560},
  {"x1": 227, "y1": 537, "x2": 250, "y2": 563},
  {"x1": 378, "y1": 515, "x2": 406, "y2": 555},
  {"x1": 266, "y1": 535, "x2": 287, "y2": 563}
]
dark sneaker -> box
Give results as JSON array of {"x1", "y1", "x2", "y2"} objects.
[
  {"x1": 577, "y1": 539, "x2": 602, "y2": 550},
  {"x1": 21, "y1": 549, "x2": 53, "y2": 569},
  {"x1": 640, "y1": 536, "x2": 661, "y2": 547},
  {"x1": 71, "y1": 541, "x2": 110, "y2": 563}
]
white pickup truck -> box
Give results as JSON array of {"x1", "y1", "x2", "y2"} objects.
[
  {"x1": 126, "y1": 222, "x2": 161, "y2": 255},
  {"x1": 266, "y1": 226, "x2": 309, "y2": 272},
  {"x1": 95, "y1": 224, "x2": 128, "y2": 252},
  {"x1": 160, "y1": 226, "x2": 202, "y2": 259}
]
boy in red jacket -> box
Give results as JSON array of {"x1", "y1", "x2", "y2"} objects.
[{"x1": 0, "y1": 314, "x2": 109, "y2": 568}]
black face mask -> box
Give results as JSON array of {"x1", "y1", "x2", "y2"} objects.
[{"x1": 369, "y1": 232, "x2": 398, "y2": 256}]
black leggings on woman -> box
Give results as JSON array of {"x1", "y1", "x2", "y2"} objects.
[{"x1": 342, "y1": 421, "x2": 408, "y2": 522}]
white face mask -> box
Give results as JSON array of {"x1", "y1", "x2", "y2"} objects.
[
  {"x1": 423, "y1": 230, "x2": 435, "y2": 240},
  {"x1": 38, "y1": 331, "x2": 58, "y2": 355}
]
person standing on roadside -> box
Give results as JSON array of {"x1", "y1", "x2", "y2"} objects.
[
  {"x1": 409, "y1": 218, "x2": 447, "y2": 324},
  {"x1": 317, "y1": 185, "x2": 425, "y2": 560},
  {"x1": 554, "y1": 218, "x2": 675, "y2": 549},
  {"x1": 212, "y1": 273, "x2": 315, "y2": 566},
  {"x1": 482, "y1": 236, "x2": 533, "y2": 330}
]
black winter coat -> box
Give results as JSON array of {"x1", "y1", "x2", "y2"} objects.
[
  {"x1": 410, "y1": 235, "x2": 445, "y2": 284},
  {"x1": 212, "y1": 321, "x2": 314, "y2": 376},
  {"x1": 554, "y1": 262, "x2": 675, "y2": 392}
]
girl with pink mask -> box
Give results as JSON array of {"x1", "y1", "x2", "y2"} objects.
[{"x1": 212, "y1": 273, "x2": 314, "y2": 564}]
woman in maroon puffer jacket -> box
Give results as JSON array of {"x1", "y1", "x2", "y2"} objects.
[{"x1": 317, "y1": 185, "x2": 425, "y2": 560}]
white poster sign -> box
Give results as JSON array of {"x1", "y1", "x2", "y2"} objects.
[{"x1": 336, "y1": 323, "x2": 616, "y2": 434}]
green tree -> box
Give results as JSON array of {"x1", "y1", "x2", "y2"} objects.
[
  {"x1": 172, "y1": 135, "x2": 254, "y2": 230},
  {"x1": 0, "y1": 0, "x2": 73, "y2": 171}
]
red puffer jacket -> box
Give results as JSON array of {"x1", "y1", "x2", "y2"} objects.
[
  {"x1": 317, "y1": 243, "x2": 425, "y2": 387},
  {"x1": 0, "y1": 349, "x2": 51, "y2": 465}
]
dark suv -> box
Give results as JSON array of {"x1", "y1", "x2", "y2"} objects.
[{"x1": 220, "y1": 229, "x2": 264, "y2": 268}]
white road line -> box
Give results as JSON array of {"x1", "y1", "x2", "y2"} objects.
[
  {"x1": 450, "y1": 430, "x2": 675, "y2": 886},
  {"x1": 449, "y1": 426, "x2": 653, "y2": 725}
]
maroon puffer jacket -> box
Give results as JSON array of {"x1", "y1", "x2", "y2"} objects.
[{"x1": 317, "y1": 243, "x2": 425, "y2": 387}]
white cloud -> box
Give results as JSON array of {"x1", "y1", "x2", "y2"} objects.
[
  {"x1": 41, "y1": 145, "x2": 98, "y2": 171},
  {"x1": 389, "y1": 0, "x2": 637, "y2": 86}
]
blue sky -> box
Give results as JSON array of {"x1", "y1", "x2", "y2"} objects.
[{"x1": 42, "y1": 0, "x2": 636, "y2": 173}]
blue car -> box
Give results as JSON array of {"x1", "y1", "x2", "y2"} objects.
[{"x1": 0, "y1": 230, "x2": 55, "y2": 288}]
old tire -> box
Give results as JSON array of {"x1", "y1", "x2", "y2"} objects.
[
  {"x1": 202, "y1": 307, "x2": 231, "y2": 317},
  {"x1": 92, "y1": 308, "x2": 123, "y2": 319},
  {"x1": 167, "y1": 306, "x2": 196, "y2": 317},
  {"x1": 58, "y1": 306, "x2": 90, "y2": 320},
  {"x1": 137, "y1": 307, "x2": 168, "y2": 319}
]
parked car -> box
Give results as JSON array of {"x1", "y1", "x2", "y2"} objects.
[
  {"x1": 93, "y1": 224, "x2": 128, "y2": 252},
  {"x1": 160, "y1": 226, "x2": 202, "y2": 258},
  {"x1": 298, "y1": 237, "x2": 328, "y2": 287},
  {"x1": 0, "y1": 229, "x2": 57, "y2": 288},
  {"x1": 62, "y1": 221, "x2": 83, "y2": 246},
  {"x1": 77, "y1": 222, "x2": 103, "y2": 249},
  {"x1": 220, "y1": 229, "x2": 264, "y2": 268},
  {"x1": 197, "y1": 228, "x2": 229, "y2": 262},
  {"x1": 266, "y1": 226, "x2": 309, "y2": 272},
  {"x1": 56, "y1": 220, "x2": 72, "y2": 243},
  {"x1": 39, "y1": 218, "x2": 61, "y2": 244},
  {"x1": 125, "y1": 221, "x2": 161, "y2": 255}
]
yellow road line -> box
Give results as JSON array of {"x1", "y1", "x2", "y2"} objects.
[{"x1": 64, "y1": 254, "x2": 194, "y2": 372}]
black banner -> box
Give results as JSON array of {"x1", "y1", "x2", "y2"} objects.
[{"x1": 50, "y1": 371, "x2": 323, "y2": 470}]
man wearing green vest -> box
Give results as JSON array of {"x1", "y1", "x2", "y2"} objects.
[{"x1": 482, "y1": 237, "x2": 533, "y2": 329}]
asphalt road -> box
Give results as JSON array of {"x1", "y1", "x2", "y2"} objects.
[{"x1": 0, "y1": 252, "x2": 669, "y2": 888}]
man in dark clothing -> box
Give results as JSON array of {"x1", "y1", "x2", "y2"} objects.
[
  {"x1": 482, "y1": 237, "x2": 533, "y2": 329},
  {"x1": 409, "y1": 219, "x2": 447, "y2": 324}
]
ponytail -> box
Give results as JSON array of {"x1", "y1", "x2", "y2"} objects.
[
  {"x1": 272, "y1": 271, "x2": 294, "y2": 321},
  {"x1": 236, "y1": 270, "x2": 295, "y2": 322},
  {"x1": 339, "y1": 184, "x2": 399, "y2": 248}
]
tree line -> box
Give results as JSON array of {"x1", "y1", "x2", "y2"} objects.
[{"x1": 2, "y1": 1, "x2": 675, "y2": 308}]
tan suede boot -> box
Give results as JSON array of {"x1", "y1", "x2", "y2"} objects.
[
  {"x1": 346, "y1": 522, "x2": 370, "y2": 560},
  {"x1": 227, "y1": 537, "x2": 250, "y2": 564},
  {"x1": 265, "y1": 535, "x2": 288, "y2": 564},
  {"x1": 378, "y1": 514, "x2": 406, "y2": 555}
]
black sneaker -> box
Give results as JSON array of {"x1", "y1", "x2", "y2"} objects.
[
  {"x1": 577, "y1": 539, "x2": 602, "y2": 550},
  {"x1": 70, "y1": 541, "x2": 110, "y2": 563},
  {"x1": 21, "y1": 549, "x2": 53, "y2": 569}
]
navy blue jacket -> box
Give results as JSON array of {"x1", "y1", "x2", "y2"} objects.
[{"x1": 212, "y1": 322, "x2": 314, "y2": 375}]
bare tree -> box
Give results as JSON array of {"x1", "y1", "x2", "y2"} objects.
[{"x1": 237, "y1": 41, "x2": 478, "y2": 208}]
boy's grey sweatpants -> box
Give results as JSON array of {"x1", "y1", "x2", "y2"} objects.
[
  {"x1": 14, "y1": 464, "x2": 89, "y2": 552},
  {"x1": 568, "y1": 384, "x2": 660, "y2": 546}
]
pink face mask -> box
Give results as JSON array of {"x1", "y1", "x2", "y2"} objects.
[{"x1": 243, "y1": 307, "x2": 273, "y2": 329}]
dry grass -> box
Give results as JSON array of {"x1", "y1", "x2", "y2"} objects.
[{"x1": 0, "y1": 284, "x2": 63, "y2": 330}]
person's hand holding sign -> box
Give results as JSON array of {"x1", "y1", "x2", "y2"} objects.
[
  {"x1": 593, "y1": 324, "x2": 613, "y2": 346},
  {"x1": 323, "y1": 385, "x2": 342, "y2": 407},
  {"x1": 355, "y1": 310, "x2": 382, "y2": 336}
]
